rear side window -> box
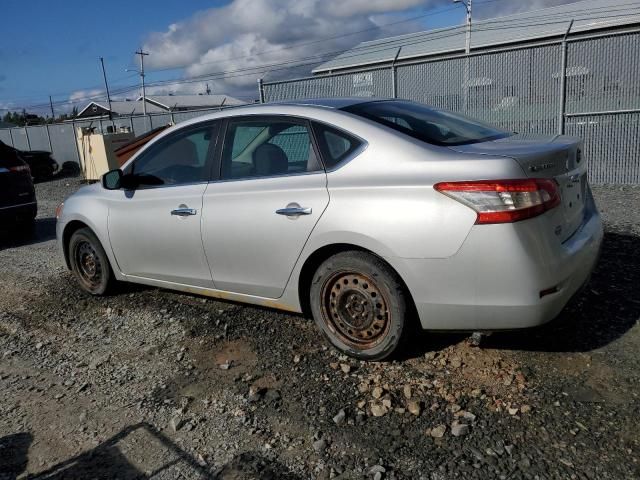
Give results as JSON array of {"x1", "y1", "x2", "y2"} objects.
[
  {"x1": 221, "y1": 117, "x2": 321, "y2": 180},
  {"x1": 312, "y1": 123, "x2": 362, "y2": 169}
]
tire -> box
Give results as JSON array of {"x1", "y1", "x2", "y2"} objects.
[
  {"x1": 310, "y1": 251, "x2": 410, "y2": 361},
  {"x1": 68, "y1": 227, "x2": 115, "y2": 295}
]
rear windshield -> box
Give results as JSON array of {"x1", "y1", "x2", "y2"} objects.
[{"x1": 342, "y1": 100, "x2": 511, "y2": 146}]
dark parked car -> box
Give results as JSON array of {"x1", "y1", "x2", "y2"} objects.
[
  {"x1": 0, "y1": 140, "x2": 58, "y2": 180},
  {"x1": 0, "y1": 141, "x2": 37, "y2": 230}
]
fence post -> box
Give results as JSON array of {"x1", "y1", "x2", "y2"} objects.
[
  {"x1": 45, "y1": 123, "x2": 53, "y2": 152},
  {"x1": 130, "y1": 117, "x2": 135, "y2": 135},
  {"x1": 72, "y1": 120, "x2": 83, "y2": 172},
  {"x1": 170, "y1": 111, "x2": 175, "y2": 125},
  {"x1": 558, "y1": 20, "x2": 574, "y2": 135},
  {"x1": 8, "y1": 128, "x2": 14, "y2": 147},
  {"x1": 258, "y1": 78, "x2": 265, "y2": 104},
  {"x1": 24, "y1": 125, "x2": 31, "y2": 150},
  {"x1": 391, "y1": 47, "x2": 402, "y2": 98}
]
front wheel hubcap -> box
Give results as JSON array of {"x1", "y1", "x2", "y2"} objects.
[{"x1": 321, "y1": 272, "x2": 390, "y2": 349}]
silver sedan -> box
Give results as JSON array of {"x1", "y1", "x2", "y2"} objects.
[{"x1": 56, "y1": 98, "x2": 603, "y2": 360}]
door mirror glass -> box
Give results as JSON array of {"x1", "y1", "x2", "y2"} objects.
[{"x1": 102, "y1": 169, "x2": 123, "y2": 190}]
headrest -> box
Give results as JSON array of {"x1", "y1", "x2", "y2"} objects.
[{"x1": 253, "y1": 143, "x2": 288, "y2": 176}]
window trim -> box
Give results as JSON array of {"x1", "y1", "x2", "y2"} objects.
[
  {"x1": 125, "y1": 120, "x2": 222, "y2": 190},
  {"x1": 216, "y1": 115, "x2": 326, "y2": 183}
]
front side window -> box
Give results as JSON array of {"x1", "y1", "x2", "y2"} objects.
[
  {"x1": 131, "y1": 123, "x2": 218, "y2": 187},
  {"x1": 342, "y1": 100, "x2": 511, "y2": 146},
  {"x1": 221, "y1": 118, "x2": 321, "y2": 180}
]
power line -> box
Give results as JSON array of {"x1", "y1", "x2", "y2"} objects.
[{"x1": 3, "y1": 1, "x2": 639, "y2": 112}]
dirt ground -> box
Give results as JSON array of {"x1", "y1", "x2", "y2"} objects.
[{"x1": 0, "y1": 176, "x2": 638, "y2": 479}]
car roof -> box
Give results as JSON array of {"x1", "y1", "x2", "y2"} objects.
[{"x1": 270, "y1": 97, "x2": 390, "y2": 109}]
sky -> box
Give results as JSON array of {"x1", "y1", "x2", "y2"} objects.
[{"x1": 0, "y1": 0, "x2": 579, "y2": 115}]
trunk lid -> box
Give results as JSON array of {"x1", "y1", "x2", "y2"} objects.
[{"x1": 449, "y1": 133, "x2": 587, "y2": 242}]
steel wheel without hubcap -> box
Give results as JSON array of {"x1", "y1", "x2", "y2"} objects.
[
  {"x1": 74, "y1": 241, "x2": 103, "y2": 290},
  {"x1": 321, "y1": 271, "x2": 391, "y2": 350},
  {"x1": 311, "y1": 251, "x2": 410, "y2": 360},
  {"x1": 68, "y1": 227, "x2": 114, "y2": 296}
]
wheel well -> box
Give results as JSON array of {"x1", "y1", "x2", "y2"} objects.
[
  {"x1": 297, "y1": 243, "x2": 417, "y2": 319},
  {"x1": 62, "y1": 220, "x2": 90, "y2": 269}
]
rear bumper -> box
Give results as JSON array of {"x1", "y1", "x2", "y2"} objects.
[
  {"x1": 391, "y1": 193, "x2": 603, "y2": 330},
  {"x1": 0, "y1": 201, "x2": 37, "y2": 224}
]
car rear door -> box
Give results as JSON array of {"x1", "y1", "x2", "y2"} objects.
[
  {"x1": 201, "y1": 115, "x2": 329, "y2": 298},
  {"x1": 107, "y1": 122, "x2": 220, "y2": 288}
]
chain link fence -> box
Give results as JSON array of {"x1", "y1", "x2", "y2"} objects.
[
  {"x1": 0, "y1": 107, "x2": 236, "y2": 167},
  {"x1": 263, "y1": 30, "x2": 640, "y2": 184}
]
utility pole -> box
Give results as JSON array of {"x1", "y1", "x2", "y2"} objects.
[
  {"x1": 99, "y1": 57, "x2": 113, "y2": 121},
  {"x1": 135, "y1": 49, "x2": 149, "y2": 115},
  {"x1": 205, "y1": 83, "x2": 211, "y2": 95},
  {"x1": 49, "y1": 96, "x2": 55, "y2": 122}
]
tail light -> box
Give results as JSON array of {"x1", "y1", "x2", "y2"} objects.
[
  {"x1": 9, "y1": 165, "x2": 30, "y2": 174},
  {"x1": 434, "y1": 178, "x2": 561, "y2": 224}
]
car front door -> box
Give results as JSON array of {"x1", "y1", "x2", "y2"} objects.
[
  {"x1": 107, "y1": 122, "x2": 219, "y2": 288},
  {"x1": 201, "y1": 116, "x2": 329, "y2": 298}
]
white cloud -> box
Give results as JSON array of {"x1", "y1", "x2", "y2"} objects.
[
  {"x1": 68, "y1": 88, "x2": 104, "y2": 103},
  {"x1": 142, "y1": 0, "x2": 581, "y2": 97}
]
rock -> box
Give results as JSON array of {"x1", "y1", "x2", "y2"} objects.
[
  {"x1": 403, "y1": 385, "x2": 412, "y2": 399},
  {"x1": 451, "y1": 423, "x2": 470, "y2": 437},
  {"x1": 293, "y1": 354, "x2": 301, "y2": 363},
  {"x1": 219, "y1": 360, "x2": 232, "y2": 370},
  {"x1": 313, "y1": 439, "x2": 327, "y2": 454},
  {"x1": 520, "y1": 405, "x2": 532, "y2": 414},
  {"x1": 177, "y1": 352, "x2": 185, "y2": 361},
  {"x1": 170, "y1": 416, "x2": 185, "y2": 432},
  {"x1": 248, "y1": 386, "x2": 265, "y2": 402},
  {"x1": 450, "y1": 356, "x2": 462, "y2": 368},
  {"x1": 462, "y1": 411, "x2": 476, "y2": 421},
  {"x1": 35, "y1": 342, "x2": 43, "y2": 350},
  {"x1": 382, "y1": 398, "x2": 392, "y2": 409},
  {"x1": 508, "y1": 407, "x2": 519, "y2": 415},
  {"x1": 504, "y1": 445, "x2": 515, "y2": 456},
  {"x1": 340, "y1": 363, "x2": 351, "y2": 374},
  {"x1": 450, "y1": 404, "x2": 461, "y2": 413},
  {"x1": 430, "y1": 425, "x2": 446, "y2": 438},
  {"x1": 372, "y1": 386, "x2": 384, "y2": 399},
  {"x1": 369, "y1": 465, "x2": 386, "y2": 474},
  {"x1": 374, "y1": 473, "x2": 383, "y2": 480},
  {"x1": 333, "y1": 409, "x2": 346, "y2": 425},
  {"x1": 407, "y1": 400, "x2": 421, "y2": 416},
  {"x1": 264, "y1": 389, "x2": 281, "y2": 402},
  {"x1": 370, "y1": 403, "x2": 389, "y2": 417}
]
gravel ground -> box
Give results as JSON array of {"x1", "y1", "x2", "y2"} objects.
[{"x1": 0, "y1": 177, "x2": 638, "y2": 479}]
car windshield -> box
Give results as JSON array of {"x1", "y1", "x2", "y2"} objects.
[{"x1": 342, "y1": 100, "x2": 512, "y2": 146}]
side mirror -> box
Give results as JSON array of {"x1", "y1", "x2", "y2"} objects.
[{"x1": 102, "y1": 169, "x2": 123, "y2": 190}]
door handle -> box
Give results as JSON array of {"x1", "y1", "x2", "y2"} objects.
[
  {"x1": 276, "y1": 206, "x2": 312, "y2": 216},
  {"x1": 171, "y1": 208, "x2": 197, "y2": 216}
]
